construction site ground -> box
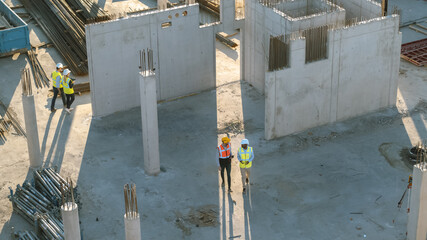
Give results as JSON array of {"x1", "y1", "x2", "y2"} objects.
[{"x1": 1, "y1": 0, "x2": 427, "y2": 239}]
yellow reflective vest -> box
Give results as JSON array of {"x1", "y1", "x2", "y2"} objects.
[
  {"x1": 238, "y1": 147, "x2": 253, "y2": 168},
  {"x1": 51, "y1": 71, "x2": 62, "y2": 88},
  {"x1": 63, "y1": 77, "x2": 74, "y2": 94}
]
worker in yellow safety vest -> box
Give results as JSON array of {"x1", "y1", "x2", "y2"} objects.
[
  {"x1": 217, "y1": 136, "x2": 234, "y2": 193},
  {"x1": 62, "y1": 69, "x2": 75, "y2": 113},
  {"x1": 237, "y1": 139, "x2": 254, "y2": 194},
  {"x1": 50, "y1": 63, "x2": 66, "y2": 112}
]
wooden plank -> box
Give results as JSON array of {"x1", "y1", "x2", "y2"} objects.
[{"x1": 216, "y1": 32, "x2": 238, "y2": 49}]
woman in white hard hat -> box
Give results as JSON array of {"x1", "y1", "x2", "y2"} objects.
[{"x1": 62, "y1": 69, "x2": 75, "y2": 113}]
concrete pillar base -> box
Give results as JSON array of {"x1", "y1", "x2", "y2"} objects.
[
  {"x1": 22, "y1": 95, "x2": 42, "y2": 168},
  {"x1": 139, "y1": 72, "x2": 160, "y2": 176},
  {"x1": 124, "y1": 214, "x2": 141, "y2": 240},
  {"x1": 61, "y1": 202, "x2": 81, "y2": 240}
]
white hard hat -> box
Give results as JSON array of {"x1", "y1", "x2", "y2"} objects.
[
  {"x1": 241, "y1": 139, "x2": 249, "y2": 145},
  {"x1": 63, "y1": 69, "x2": 71, "y2": 75},
  {"x1": 56, "y1": 63, "x2": 63, "y2": 68}
]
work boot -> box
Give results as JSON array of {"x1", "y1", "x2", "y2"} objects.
[
  {"x1": 246, "y1": 178, "x2": 249, "y2": 184},
  {"x1": 51, "y1": 108, "x2": 56, "y2": 112},
  {"x1": 243, "y1": 188, "x2": 246, "y2": 194},
  {"x1": 221, "y1": 182, "x2": 225, "y2": 187},
  {"x1": 228, "y1": 188, "x2": 233, "y2": 193},
  {"x1": 65, "y1": 108, "x2": 71, "y2": 113}
]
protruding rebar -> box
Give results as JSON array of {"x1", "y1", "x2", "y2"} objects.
[{"x1": 124, "y1": 183, "x2": 139, "y2": 219}]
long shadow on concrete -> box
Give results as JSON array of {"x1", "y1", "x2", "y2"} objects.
[
  {"x1": 0, "y1": 56, "x2": 27, "y2": 146},
  {"x1": 76, "y1": 88, "x2": 218, "y2": 239},
  {"x1": 43, "y1": 110, "x2": 73, "y2": 171}
]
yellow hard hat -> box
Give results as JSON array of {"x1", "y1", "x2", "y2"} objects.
[{"x1": 222, "y1": 137, "x2": 230, "y2": 144}]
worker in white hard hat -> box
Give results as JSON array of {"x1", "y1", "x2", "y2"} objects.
[
  {"x1": 50, "y1": 63, "x2": 66, "y2": 111},
  {"x1": 237, "y1": 139, "x2": 254, "y2": 194},
  {"x1": 62, "y1": 69, "x2": 75, "y2": 113}
]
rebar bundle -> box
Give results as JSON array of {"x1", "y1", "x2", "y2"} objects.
[
  {"x1": 60, "y1": 177, "x2": 75, "y2": 206},
  {"x1": 27, "y1": 48, "x2": 50, "y2": 89},
  {"x1": 139, "y1": 49, "x2": 154, "y2": 76},
  {"x1": 415, "y1": 142, "x2": 427, "y2": 168},
  {"x1": 124, "y1": 183, "x2": 139, "y2": 219},
  {"x1": 21, "y1": 0, "x2": 88, "y2": 75},
  {"x1": 21, "y1": 68, "x2": 32, "y2": 96},
  {"x1": 65, "y1": 0, "x2": 110, "y2": 23},
  {"x1": 304, "y1": 25, "x2": 328, "y2": 63}
]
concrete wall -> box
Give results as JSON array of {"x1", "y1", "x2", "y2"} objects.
[
  {"x1": 340, "y1": 0, "x2": 381, "y2": 20},
  {"x1": 265, "y1": 16, "x2": 401, "y2": 139},
  {"x1": 86, "y1": 5, "x2": 215, "y2": 117},
  {"x1": 243, "y1": 0, "x2": 345, "y2": 93}
]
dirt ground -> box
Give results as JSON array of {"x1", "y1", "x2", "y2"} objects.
[{"x1": 1, "y1": 0, "x2": 427, "y2": 239}]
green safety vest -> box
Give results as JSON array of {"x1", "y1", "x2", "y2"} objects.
[
  {"x1": 51, "y1": 71, "x2": 62, "y2": 88},
  {"x1": 239, "y1": 147, "x2": 253, "y2": 168}
]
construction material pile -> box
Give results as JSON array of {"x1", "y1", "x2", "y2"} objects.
[
  {"x1": 0, "y1": 100, "x2": 26, "y2": 142},
  {"x1": 12, "y1": 230, "x2": 39, "y2": 240},
  {"x1": 21, "y1": 0, "x2": 110, "y2": 75},
  {"x1": 65, "y1": 0, "x2": 111, "y2": 23},
  {"x1": 27, "y1": 49, "x2": 50, "y2": 88},
  {"x1": 9, "y1": 168, "x2": 79, "y2": 240}
]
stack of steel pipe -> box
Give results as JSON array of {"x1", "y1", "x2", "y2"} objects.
[
  {"x1": 36, "y1": 213, "x2": 64, "y2": 239},
  {"x1": 8, "y1": 168, "x2": 75, "y2": 239},
  {"x1": 34, "y1": 168, "x2": 71, "y2": 206},
  {"x1": 9, "y1": 182, "x2": 52, "y2": 224},
  {"x1": 12, "y1": 230, "x2": 40, "y2": 240}
]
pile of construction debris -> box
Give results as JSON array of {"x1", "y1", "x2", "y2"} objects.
[
  {"x1": 8, "y1": 168, "x2": 80, "y2": 240},
  {"x1": 0, "y1": 101, "x2": 26, "y2": 143}
]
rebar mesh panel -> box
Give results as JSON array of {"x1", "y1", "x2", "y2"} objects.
[
  {"x1": 268, "y1": 35, "x2": 290, "y2": 71},
  {"x1": 304, "y1": 25, "x2": 328, "y2": 63}
]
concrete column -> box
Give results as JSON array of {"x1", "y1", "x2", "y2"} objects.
[
  {"x1": 220, "y1": 0, "x2": 236, "y2": 31},
  {"x1": 158, "y1": 0, "x2": 167, "y2": 10},
  {"x1": 22, "y1": 95, "x2": 42, "y2": 168},
  {"x1": 61, "y1": 202, "x2": 81, "y2": 240},
  {"x1": 407, "y1": 163, "x2": 427, "y2": 240},
  {"x1": 124, "y1": 214, "x2": 141, "y2": 240},
  {"x1": 139, "y1": 72, "x2": 160, "y2": 175}
]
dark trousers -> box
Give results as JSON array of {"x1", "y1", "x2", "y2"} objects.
[
  {"x1": 219, "y1": 158, "x2": 231, "y2": 189},
  {"x1": 51, "y1": 87, "x2": 66, "y2": 110},
  {"x1": 66, "y1": 93, "x2": 75, "y2": 109}
]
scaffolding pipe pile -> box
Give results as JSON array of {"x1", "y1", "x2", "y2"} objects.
[
  {"x1": 12, "y1": 230, "x2": 40, "y2": 240},
  {"x1": 34, "y1": 168, "x2": 73, "y2": 206}
]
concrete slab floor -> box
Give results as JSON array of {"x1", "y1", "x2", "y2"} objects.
[{"x1": 0, "y1": 1, "x2": 427, "y2": 240}]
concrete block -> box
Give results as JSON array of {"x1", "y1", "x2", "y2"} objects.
[{"x1": 139, "y1": 73, "x2": 160, "y2": 175}]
